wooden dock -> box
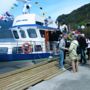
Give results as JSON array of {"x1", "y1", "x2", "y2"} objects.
[{"x1": 0, "y1": 58, "x2": 70, "y2": 90}]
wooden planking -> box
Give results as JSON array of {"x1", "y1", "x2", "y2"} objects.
[
  {"x1": 1, "y1": 65, "x2": 57, "y2": 89},
  {"x1": 0, "y1": 58, "x2": 70, "y2": 90},
  {"x1": 0, "y1": 57, "x2": 59, "y2": 79},
  {"x1": 6, "y1": 67, "x2": 58, "y2": 90},
  {"x1": 0, "y1": 61, "x2": 57, "y2": 87}
]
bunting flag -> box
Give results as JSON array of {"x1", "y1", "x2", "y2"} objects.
[
  {"x1": 0, "y1": 16, "x2": 3, "y2": 20},
  {"x1": 16, "y1": 0, "x2": 28, "y2": 3},
  {"x1": 0, "y1": 15, "x2": 5, "y2": 20},
  {"x1": 34, "y1": 1, "x2": 47, "y2": 17},
  {"x1": 11, "y1": 7, "x2": 14, "y2": 9},
  {"x1": 35, "y1": 2, "x2": 39, "y2": 4},
  {"x1": 11, "y1": 1, "x2": 18, "y2": 10},
  {"x1": 42, "y1": 12, "x2": 47, "y2": 16},
  {"x1": 42, "y1": 12, "x2": 45, "y2": 16},
  {"x1": 40, "y1": 7, "x2": 43, "y2": 10},
  {"x1": 13, "y1": 3, "x2": 18, "y2": 7},
  {"x1": 1, "y1": 11, "x2": 14, "y2": 21},
  {"x1": 5, "y1": 12, "x2": 11, "y2": 17}
]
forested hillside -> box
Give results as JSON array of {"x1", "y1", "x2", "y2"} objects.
[{"x1": 56, "y1": 3, "x2": 90, "y2": 29}]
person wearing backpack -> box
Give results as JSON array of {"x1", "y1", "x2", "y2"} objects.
[{"x1": 69, "y1": 35, "x2": 79, "y2": 73}]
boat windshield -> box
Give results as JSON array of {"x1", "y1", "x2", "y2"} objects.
[
  {"x1": 27, "y1": 28, "x2": 37, "y2": 38},
  {"x1": 0, "y1": 30, "x2": 14, "y2": 39}
]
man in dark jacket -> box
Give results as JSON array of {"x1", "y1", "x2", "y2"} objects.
[{"x1": 78, "y1": 34, "x2": 87, "y2": 64}]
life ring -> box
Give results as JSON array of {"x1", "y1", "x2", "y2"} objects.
[{"x1": 22, "y1": 42, "x2": 32, "y2": 54}]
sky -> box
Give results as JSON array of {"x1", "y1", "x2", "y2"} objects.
[{"x1": 0, "y1": 0, "x2": 90, "y2": 20}]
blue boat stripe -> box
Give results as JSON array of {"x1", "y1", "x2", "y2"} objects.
[{"x1": 12, "y1": 24, "x2": 57, "y2": 30}]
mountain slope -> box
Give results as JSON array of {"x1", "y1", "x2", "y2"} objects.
[{"x1": 56, "y1": 3, "x2": 90, "y2": 28}]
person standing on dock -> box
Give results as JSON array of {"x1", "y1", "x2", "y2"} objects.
[
  {"x1": 78, "y1": 34, "x2": 87, "y2": 64},
  {"x1": 59, "y1": 34, "x2": 68, "y2": 70},
  {"x1": 69, "y1": 35, "x2": 79, "y2": 73}
]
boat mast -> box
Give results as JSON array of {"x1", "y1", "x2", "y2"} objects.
[
  {"x1": 22, "y1": 0, "x2": 31, "y2": 14},
  {"x1": 17, "y1": 0, "x2": 31, "y2": 14}
]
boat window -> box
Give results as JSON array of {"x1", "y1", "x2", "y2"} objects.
[
  {"x1": 20, "y1": 30, "x2": 26, "y2": 38},
  {"x1": 34, "y1": 45, "x2": 42, "y2": 52},
  {"x1": 27, "y1": 29, "x2": 37, "y2": 38},
  {"x1": 12, "y1": 47, "x2": 23, "y2": 54},
  {"x1": 40, "y1": 30, "x2": 45, "y2": 38},
  {"x1": 0, "y1": 47, "x2": 8, "y2": 54},
  {"x1": 36, "y1": 21, "x2": 43, "y2": 25},
  {"x1": 13, "y1": 30, "x2": 19, "y2": 39}
]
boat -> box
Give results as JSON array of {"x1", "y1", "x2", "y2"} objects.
[{"x1": 0, "y1": 0, "x2": 59, "y2": 61}]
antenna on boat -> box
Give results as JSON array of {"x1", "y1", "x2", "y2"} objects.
[
  {"x1": 22, "y1": 0, "x2": 31, "y2": 14},
  {"x1": 17, "y1": 0, "x2": 31, "y2": 14}
]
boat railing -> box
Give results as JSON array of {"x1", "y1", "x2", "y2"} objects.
[{"x1": 0, "y1": 40, "x2": 60, "y2": 55}]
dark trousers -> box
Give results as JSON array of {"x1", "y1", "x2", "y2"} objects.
[{"x1": 80, "y1": 48, "x2": 87, "y2": 64}]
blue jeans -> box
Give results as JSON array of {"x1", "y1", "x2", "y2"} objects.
[
  {"x1": 80, "y1": 48, "x2": 87, "y2": 64},
  {"x1": 59, "y1": 50, "x2": 64, "y2": 68}
]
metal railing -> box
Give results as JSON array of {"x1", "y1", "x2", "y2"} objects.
[{"x1": 0, "y1": 40, "x2": 60, "y2": 54}]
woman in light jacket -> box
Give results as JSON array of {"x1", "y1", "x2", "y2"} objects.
[{"x1": 69, "y1": 35, "x2": 79, "y2": 73}]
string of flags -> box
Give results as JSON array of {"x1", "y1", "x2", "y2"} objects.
[
  {"x1": 0, "y1": 0, "x2": 49, "y2": 21},
  {"x1": 0, "y1": 0, "x2": 18, "y2": 21},
  {"x1": 34, "y1": 1, "x2": 47, "y2": 17},
  {"x1": 0, "y1": 11, "x2": 14, "y2": 21}
]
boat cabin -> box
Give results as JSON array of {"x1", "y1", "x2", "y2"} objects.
[{"x1": 0, "y1": 14, "x2": 58, "y2": 59}]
